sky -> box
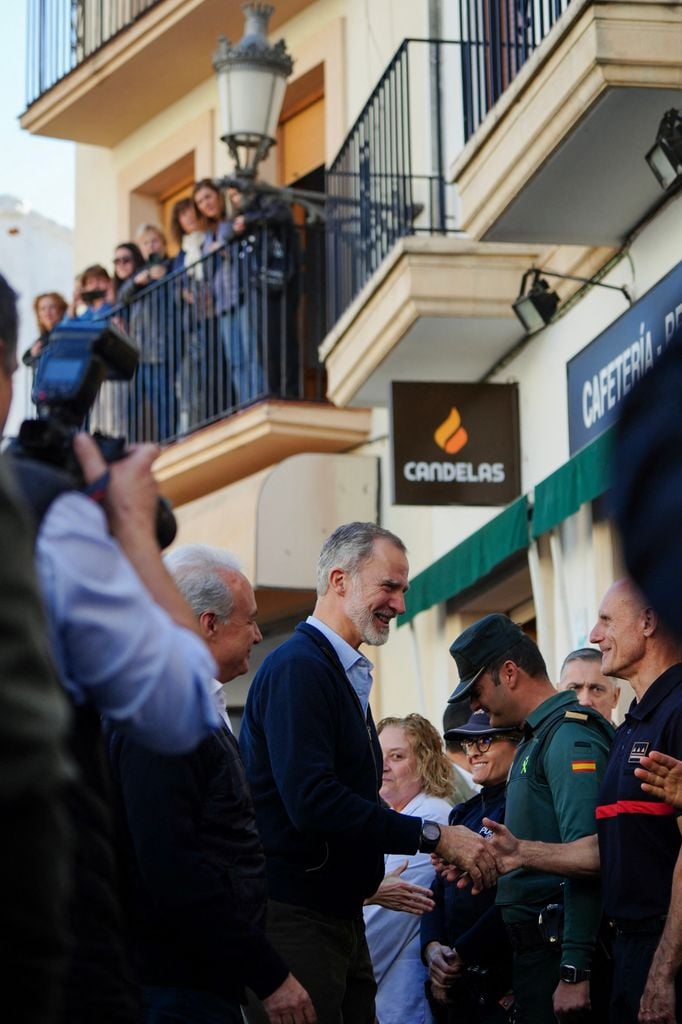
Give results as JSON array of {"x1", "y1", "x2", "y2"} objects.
[{"x1": 0, "y1": 3, "x2": 75, "y2": 228}]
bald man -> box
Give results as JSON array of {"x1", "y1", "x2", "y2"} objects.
[
  {"x1": 486, "y1": 579, "x2": 682, "y2": 1024},
  {"x1": 558, "y1": 648, "x2": 621, "y2": 723}
]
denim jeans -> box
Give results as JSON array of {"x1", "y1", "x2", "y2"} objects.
[
  {"x1": 144, "y1": 985, "x2": 243, "y2": 1024},
  {"x1": 131, "y1": 362, "x2": 172, "y2": 442}
]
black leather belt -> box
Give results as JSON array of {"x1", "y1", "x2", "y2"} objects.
[{"x1": 609, "y1": 915, "x2": 667, "y2": 937}]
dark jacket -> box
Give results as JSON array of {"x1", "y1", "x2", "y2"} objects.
[
  {"x1": 108, "y1": 723, "x2": 290, "y2": 1003},
  {"x1": 421, "y1": 782, "x2": 510, "y2": 966},
  {"x1": 239, "y1": 622, "x2": 421, "y2": 917}
]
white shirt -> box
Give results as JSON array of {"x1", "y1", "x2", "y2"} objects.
[
  {"x1": 364, "y1": 791, "x2": 452, "y2": 1024},
  {"x1": 211, "y1": 679, "x2": 233, "y2": 732}
]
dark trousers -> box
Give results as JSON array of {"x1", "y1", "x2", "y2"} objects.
[
  {"x1": 244, "y1": 899, "x2": 376, "y2": 1024},
  {"x1": 512, "y1": 947, "x2": 562, "y2": 1024},
  {"x1": 0, "y1": 794, "x2": 71, "y2": 1024},
  {"x1": 144, "y1": 985, "x2": 243, "y2": 1024},
  {"x1": 611, "y1": 930, "x2": 682, "y2": 1024}
]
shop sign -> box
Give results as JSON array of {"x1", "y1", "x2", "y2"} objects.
[
  {"x1": 567, "y1": 260, "x2": 682, "y2": 454},
  {"x1": 391, "y1": 382, "x2": 520, "y2": 506}
]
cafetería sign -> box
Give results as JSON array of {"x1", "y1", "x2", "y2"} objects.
[{"x1": 391, "y1": 382, "x2": 521, "y2": 506}]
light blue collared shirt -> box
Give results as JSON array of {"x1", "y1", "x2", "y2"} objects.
[{"x1": 307, "y1": 615, "x2": 374, "y2": 716}]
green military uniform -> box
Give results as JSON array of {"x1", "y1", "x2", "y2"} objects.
[{"x1": 496, "y1": 690, "x2": 613, "y2": 1024}]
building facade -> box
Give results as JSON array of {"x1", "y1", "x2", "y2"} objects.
[{"x1": 23, "y1": 0, "x2": 682, "y2": 725}]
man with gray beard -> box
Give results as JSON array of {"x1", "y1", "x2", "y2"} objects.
[{"x1": 240, "y1": 522, "x2": 497, "y2": 1024}]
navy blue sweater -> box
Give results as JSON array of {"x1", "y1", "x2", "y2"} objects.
[{"x1": 239, "y1": 622, "x2": 422, "y2": 916}]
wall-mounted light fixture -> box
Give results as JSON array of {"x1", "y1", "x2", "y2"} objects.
[
  {"x1": 645, "y1": 109, "x2": 682, "y2": 191},
  {"x1": 512, "y1": 269, "x2": 632, "y2": 334}
]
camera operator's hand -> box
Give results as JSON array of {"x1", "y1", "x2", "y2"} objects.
[{"x1": 73, "y1": 433, "x2": 201, "y2": 638}]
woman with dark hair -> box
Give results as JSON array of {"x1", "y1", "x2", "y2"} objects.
[
  {"x1": 116, "y1": 227, "x2": 173, "y2": 442},
  {"x1": 170, "y1": 197, "x2": 211, "y2": 431},
  {"x1": 363, "y1": 714, "x2": 454, "y2": 1024},
  {"x1": 22, "y1": 291, "x2": 68, "y2": 367},
  {"x1": 112, "y1": 242, "x2": 145, "y2": 299},
  {"x1": 193, "y1": 179, "x2": 227, "y2": 234},
  {"x1": 192, "y1": 179, "x2": 231, "y2": 417},
  {"x1": 170, "y1": 197, "x2": 206, "y2": 274}
]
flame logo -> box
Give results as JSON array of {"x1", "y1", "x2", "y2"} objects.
[{"x1": 434, "y1": 407, "x2": 469, "y2": 454}]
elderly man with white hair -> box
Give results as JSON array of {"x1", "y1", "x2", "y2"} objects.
[{"x1": 108, "y1": 544, "x2": 315, "y2": 1024}]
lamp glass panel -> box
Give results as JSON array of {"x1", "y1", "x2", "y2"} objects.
[
  {"x1": 222, "y1": 66, "x2": 284, "y2": 140},
  {"x1": 646, "y1": 142, "x2": 678, "y2": 190},
  {"x1": 512, "y1": 296, "x2": 546, "y2": 333}
]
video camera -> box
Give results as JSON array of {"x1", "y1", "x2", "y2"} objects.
[{"x1": 9, "y1": 319, "x2": 176, "y2": 548}]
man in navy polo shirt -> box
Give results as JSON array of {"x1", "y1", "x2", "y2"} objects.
[{"x1": 486, "y1": 578, "x2": 682, "y2": 1023}]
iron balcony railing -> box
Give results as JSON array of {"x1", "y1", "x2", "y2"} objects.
[
  {"x1": 25, "y1": 0, "x2": 163, "y2": 106},
  {"x1": 326, "y1": 38, "x2": 455, "y2": 326},
  {"x1": 81, "y1": 222, "x2": 327, "y2": 445},
  {"x1": 458, "y1": 0, "x2": 572, "y2": 139},
  {"x1": 326, "y1": 2, "x2": 572, "y2": 322}
]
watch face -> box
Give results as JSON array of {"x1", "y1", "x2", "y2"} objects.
[
  {"x1": 560, "y1": 966, "x2": 590, "y2": 984},
  {"x1": 423, "y1": 822, "x2": 441, "y2": 842}
]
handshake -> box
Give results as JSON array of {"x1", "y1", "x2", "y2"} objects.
[{"x1": 431, "y1": 821, "x2": 528, "y2": 892}]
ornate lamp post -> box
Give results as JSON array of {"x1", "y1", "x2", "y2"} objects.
[{"x1": 213, "y1": 3, "x2": 293, "y2": 180}]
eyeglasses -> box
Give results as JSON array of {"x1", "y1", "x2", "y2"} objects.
[
  {"x1": 113, "y1": 256, "x2": 133, "y2": 265},
  {"x1": 460, "y1": 735, "x2": 513, "y2": 755}
]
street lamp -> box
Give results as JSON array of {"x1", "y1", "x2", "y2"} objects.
[{"x1": 213, "y1": 3, "x2": 293, "y2": 180}]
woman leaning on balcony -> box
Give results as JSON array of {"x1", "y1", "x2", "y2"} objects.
[{"x1": 193, "y1": 178, "x2": 231, "y2": 418}]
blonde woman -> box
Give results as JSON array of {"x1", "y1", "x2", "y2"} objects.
[{"x1": 364, "y1": 714, "x2": 454, "y2": 1024}]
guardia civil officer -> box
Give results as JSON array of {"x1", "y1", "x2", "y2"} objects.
[{"x1": 448, "y1": 614, "x2": 613, "y2": 1024}]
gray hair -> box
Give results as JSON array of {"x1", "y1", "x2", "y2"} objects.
[
  {"x1": 316, "y1": 522, "x2": 407, "y2": 597},
  {"x1": 560, "y1": 647, "x2": 617, "y2": 683},
  {"x1": 165, "y1": 544, "x2": 242, "y2": 622}
]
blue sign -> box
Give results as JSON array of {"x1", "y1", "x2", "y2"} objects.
[{"x1": 567, "y1": 260, "x2": 682, "y2": 454}]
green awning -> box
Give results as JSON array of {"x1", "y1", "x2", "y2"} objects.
[
  {"x1": 398, "y1": 495, "x2": 530, "y2": 627},
  {"x1": 531, "y1": 427, "x2": 614, "y2": 540}
]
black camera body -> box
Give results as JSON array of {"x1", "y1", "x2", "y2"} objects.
[{"x1": 9, "y1": 319, "x2": 176, "y2": 548}]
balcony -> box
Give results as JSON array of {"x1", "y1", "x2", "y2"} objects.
[
  {"x1": 74, "y1": 221, "x2": 371, "y2": 505},
  {"x1": 452, "y1": 0, "x2": 682, "y2": 245},
  {"x1": 322, "y1": 36, "x2": 551, "y2": 407},
  {"x1": 22, "y1": 0, "x2": 314, "y2": 145}
]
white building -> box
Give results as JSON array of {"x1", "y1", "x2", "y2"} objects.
[{"x1": 0, "y1": 195, "x2": 73, "y2": 436}]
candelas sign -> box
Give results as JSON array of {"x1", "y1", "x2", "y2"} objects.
[{"x1": 391, "y1": 382, "x2": 521, "y2": 506}]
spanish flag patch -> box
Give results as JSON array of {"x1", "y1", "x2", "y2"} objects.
[{"x1": 571, "y1": 760, "x2": 596, "y2": 772}]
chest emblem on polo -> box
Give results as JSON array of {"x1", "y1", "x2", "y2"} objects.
[
  {"x1": 520, "y1": 756, "x2": 530, "y2": 775},
  {"x1": 628, "y1": 740, "x2": 650, "y2": 764}
]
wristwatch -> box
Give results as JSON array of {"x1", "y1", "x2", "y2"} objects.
[
  {"x1": 560, "y1": 965, "x2": 592, "y2": 984},
  {"x1": 418, "y1": 819, "x2": 442, "y2": 853}
]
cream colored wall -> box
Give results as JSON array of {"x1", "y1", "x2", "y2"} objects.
[
  {"x1": 73, "y1": 2, "x2": 339, "y2": 262},
  {"x1": 74, "y1": 76, "x2": 217, "y2": 271},
  {"x1": 343, "y1": 0, "x2": 429, "y2": 126},
  {"x1": 74, "y1": 145, "x2": 119, "y2": 272}
]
